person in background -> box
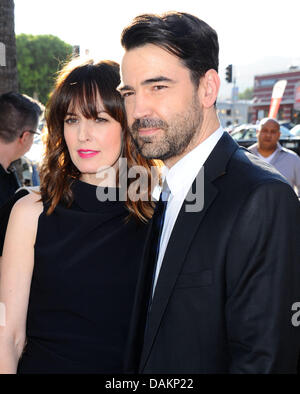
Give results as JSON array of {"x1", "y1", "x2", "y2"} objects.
[
  {"x1": 0, "y1": 59, "x2": 157, "y2": 373},
  {"x1": 119, "y1": 11, "x2": 300, "y2": 374},
  {"x1": 249, "y1": 117, "x2": 300, "y2": 197},
  {"x1": 0, "y1": 92, "x2": 42, "y2": 208}
]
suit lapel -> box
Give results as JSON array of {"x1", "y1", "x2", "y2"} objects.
[
  {"x1": 139, "y1": 176, "x2": 218, "y2": 370},
  {"x1": 139, "y1": 132, "x2": 239, "y2": 371}
]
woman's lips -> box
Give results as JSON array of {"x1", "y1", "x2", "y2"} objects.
[{"x1": 77, "y1": 149, "x2": 99, "y2": 158}]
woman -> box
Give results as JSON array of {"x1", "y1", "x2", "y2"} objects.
[{"x1": 0, "y1": 59, "x2": 157, "y2": 373}]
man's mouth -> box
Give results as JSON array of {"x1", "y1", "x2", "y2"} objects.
[{"x1": 137, "y1": 128, "x2": 160, "y2": 136}]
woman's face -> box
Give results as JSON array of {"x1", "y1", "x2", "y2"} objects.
[{"x1": 64, "y1": 95, "x2": 122, "y2": 186}]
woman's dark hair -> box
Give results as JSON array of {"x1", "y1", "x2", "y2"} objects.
[
  {"x1": 40, "y1": 58, "x2": 159, "y2": 221},
  {"x1": 121, "y1": 11, "x2": 219, "y2": 87}
]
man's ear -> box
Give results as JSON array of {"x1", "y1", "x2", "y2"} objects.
[
  {"x1": 19, "y1": 131, "x2": 31, "y2": 143},
  {"x1": 19, "y1": 131, "x2": 33, "y2": 150},
  {"x1": 198, "y1": 69, "x2": 220, "y2": 108}
]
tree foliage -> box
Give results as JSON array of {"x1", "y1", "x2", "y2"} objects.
[
  {"x1": 16, "y1": 34, "x2": 73, "y2": 104},
  {"x1": 238, "y1": 87, "x2": 253, "y2": 100}
]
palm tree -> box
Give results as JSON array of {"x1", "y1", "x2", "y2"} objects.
[{"x1": 0, "y1": 0, "x2": 18, "y2": 94}]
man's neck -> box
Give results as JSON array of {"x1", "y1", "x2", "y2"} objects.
[
  {"x1": 257, "y1": 146, "x2": 277, "y2": 158},
  {"x1": 0, "y1": 143, "x2": 15, "y2": 171},
  {"x1": 164, "y1": 114, "x2": 220, "y2": 168}
]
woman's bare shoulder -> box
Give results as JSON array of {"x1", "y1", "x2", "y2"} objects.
[
  {"x1": 11, "y1": 192, "x2": 43, "y2": 222},
  {"x1": 3, "y1": 193, "x2": 44, "y2": 257}
]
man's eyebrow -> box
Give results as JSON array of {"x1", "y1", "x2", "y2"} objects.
[
  {"x1": 141, "y1": 76, "x2": 175, "y2": 85},
  {"x1": 117, "y1": 84, "x2": 133, "y2": 92},
  {"x1": 117, "y1": 76, "x2": 175, "y2": 92}
]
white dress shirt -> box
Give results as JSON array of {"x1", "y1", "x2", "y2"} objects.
[{"x1": 152, "y1": 127, "x2": 224, "y2": 294}]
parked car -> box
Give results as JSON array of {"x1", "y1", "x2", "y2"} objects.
[
  {"x1": 290, "y1": 124, "x2": 300, "y2": 136},
  {"x1": 230, "y1": 124, "x2": 300, "y2": 156},
  {"x1": 279, "y1": 121, "x2": 295, "y2": 130}
]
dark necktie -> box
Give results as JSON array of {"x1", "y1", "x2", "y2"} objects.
[
  {"x1": 127, "y1": 181, "x2": 170, "y2": 372},
  {"x1": 147, "y1": 181, "x2": 171, "y2": 308}
]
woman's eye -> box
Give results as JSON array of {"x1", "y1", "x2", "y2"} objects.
[
  {"x1": 95, "y1": 117, "x2": 108, "y2": 123},
  {"x1": 64, "y1": 117, "x2": 78, "y2": 124}
]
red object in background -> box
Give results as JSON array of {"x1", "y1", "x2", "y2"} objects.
[{"x1": 268, "y1": 80, "x2": 287, "y2": 118}]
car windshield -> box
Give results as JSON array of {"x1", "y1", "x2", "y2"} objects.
[
  {"x1": 280, "y1": 125, "x2": 292, "y2": 137},
  {"x1": 231, "y1": 130, "x2": 246, "y2": 140},
  {"x1": 231, "y1": 125, "x2": 257, "y2": 140}
]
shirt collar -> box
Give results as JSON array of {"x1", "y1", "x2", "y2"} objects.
[
  {"x1": 0, "y1": 163, "x2": 15, "y2": 175},
  {"x1": 153, "y1": 126, "x2": 224, "y2": 199},
  {"x1": 276, "y1": 142, "x2": 284, "y2": 152},
  {"x1": 166, "y1": 127, "x2": 224, "y2": 196}
]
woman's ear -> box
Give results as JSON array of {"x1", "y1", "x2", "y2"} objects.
[{"x1": 197, "y1": 69, "x2": 220, "y2": 108}]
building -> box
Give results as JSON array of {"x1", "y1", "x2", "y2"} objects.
[
  {"x1": 252, "y1": 67, "x2": 300, "y2": 123},
  {"x1": 217, "y1": 100, "x2": 252, "y2": 128}
]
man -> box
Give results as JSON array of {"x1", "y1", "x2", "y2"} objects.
[
  {"x1": 249, "y1": 117, "x2": 300, "y2": 197},
  {"x1": 119, "y1": 12, "x2": 300, "y2": 373},
  {"x1": 0, "y1": 92, "x2": 42, "y2": 259},
  {"x1": 0, "y1": 91, "x2": 42, "y2": 208}
]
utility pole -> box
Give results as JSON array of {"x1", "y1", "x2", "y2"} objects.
[
  {"x1": 225, "y1": 64, "x2": 234, "y2": 124},
  {"x1": 0, "y1": 0, "x2": 18, "y2": 94},
  {"x1": 232, "y1": 73, "x2": 237, "y2": 125}
]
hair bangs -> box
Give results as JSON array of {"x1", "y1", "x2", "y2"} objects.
[
  {"x1": 66, "y1": 80, "x2": 100, "y2": 120},
  {"x1": 57, "y1": 63, "x2": 122, "y2": 125}
]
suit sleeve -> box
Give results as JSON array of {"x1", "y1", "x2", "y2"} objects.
[
  {"x1": 225, "y1": 180, "x2": 300, "y2": 373},
  {"x1": 293, "y1": 155, "x2": 300, "y2": 198}
]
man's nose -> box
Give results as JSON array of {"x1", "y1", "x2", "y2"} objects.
[{"x1": 132, "y1": 92, "x2": 153, "y2": 120}]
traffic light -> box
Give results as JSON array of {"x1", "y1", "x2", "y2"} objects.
[{"x1": 225, "y1": 64, "x2": 232, "y2": 83}]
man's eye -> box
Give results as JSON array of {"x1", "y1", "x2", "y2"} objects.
[
  {"x1": 122, "y1": 92, "x2": 134, "y2": 98},
  {"x1": 64, "y1": 118, "x2": 77, "y2": 124},
  {"x1": 153, "y1": 85, "x2": 167, "y2": 91}
]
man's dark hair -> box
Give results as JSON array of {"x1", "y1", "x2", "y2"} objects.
[
  {"x1": 0, "y1": 92, "x2": 43, "y2": 143},
  {"x1": 121, "y1": 12, "x2": 219, "y2": 87}
]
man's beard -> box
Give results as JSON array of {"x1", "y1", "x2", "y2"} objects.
[{"x1": 129, "y1": 93, "x2": 203, "y2": 161}]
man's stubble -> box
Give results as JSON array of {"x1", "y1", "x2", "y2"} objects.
[{"x1": 129, "y1": 92, "x2": 203, "y2": 162}]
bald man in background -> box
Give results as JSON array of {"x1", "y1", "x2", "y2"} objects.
[{"x1": 249, "y1": 118, "x2": 300, "y2": 197}]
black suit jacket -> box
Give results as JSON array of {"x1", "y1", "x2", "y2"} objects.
[{"x1": 125, "y1": 132, "x2": 300, "y2": 374}]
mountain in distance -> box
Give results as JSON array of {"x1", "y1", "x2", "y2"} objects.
[{"x1": 218, "y1": 56, "x2": 300, "y2": 100}]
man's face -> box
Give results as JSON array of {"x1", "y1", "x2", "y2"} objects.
[
  {"x1": 120, "y1": 44, "x2": 203, "y2": 164},
  {"x1": 257, "y1": 120, "x2": 280, "y2": 152}
]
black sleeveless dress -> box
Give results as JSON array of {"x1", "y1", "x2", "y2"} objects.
[{"x1": 17, "y1": 179, "x2": 148, "y2": 374}]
